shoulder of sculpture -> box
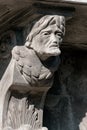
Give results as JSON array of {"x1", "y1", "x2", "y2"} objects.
[
  {"x1": 12, "y1": 45, "x2": 41, "y2": 63},
  {"x1": 12, "y1": 45, "x2": 34, "y2": 57}
]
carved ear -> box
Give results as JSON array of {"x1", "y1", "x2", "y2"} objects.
[
  {"x1": 25, "y1": 41, "x2": 31, "y2": 47},
  {"x1": 25, "y1": 41, "x2": 32, "y2": 48},
  {"x1": 25, "y1": 33, "x2": 32, "y2": 47}
]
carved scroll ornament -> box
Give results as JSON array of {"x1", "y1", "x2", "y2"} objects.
[{"x1": 0, "y1": 15, "x2": 65, "y2": 130}]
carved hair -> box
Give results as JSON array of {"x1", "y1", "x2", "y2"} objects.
[{"x1": 25, "y1": 15, "x2": 65, "y2": 47}]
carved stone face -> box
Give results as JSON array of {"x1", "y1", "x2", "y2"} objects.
[{"x1": 30, "y1": 24, "x2": 63, "y2": 60}]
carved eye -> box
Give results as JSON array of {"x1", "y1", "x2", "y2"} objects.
[
  {"x1": 56, "y1": 32, "x2": 62, "y2": 37},
  {"x1": 43, "y1": 32, "x2": 50, "y2": 35}
]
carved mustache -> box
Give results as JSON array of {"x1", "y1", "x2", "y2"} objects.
[{"x1": 45, "y1": 40, "x2": 60, "y2": 48}]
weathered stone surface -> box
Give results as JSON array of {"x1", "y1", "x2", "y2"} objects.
[
  {"x1": 0, "y1": 15, "x2": 65, "y2": 130},
  {"x1": 0, "y1": 1, "x2": 87, "y2": 130}
]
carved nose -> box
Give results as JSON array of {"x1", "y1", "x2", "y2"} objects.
[{"x1": 51, "y1": 34, "x2": 58, "y2": 44}]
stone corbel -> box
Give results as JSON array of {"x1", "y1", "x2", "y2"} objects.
[
  {"x1": 0, "y1": 59, "x2": 49, "y2": 130},
  {"x1": 0, "y1": 15, "x2": 65, "y2": 130}
]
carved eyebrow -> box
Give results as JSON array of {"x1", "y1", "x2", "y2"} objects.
[
  {"x1": 56, "y1": 28, "x2": 62, "y2": 33},
  {"x1": 40, "y1": 29, "x2": 52, "y2": 33},
  {"x1": 40, "y1": 28, "x2": 63, "y2": 34},
  {"x1": 55, "y1": 30, "x2": 62, "y2": 35}
]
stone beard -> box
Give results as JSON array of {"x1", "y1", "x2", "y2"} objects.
[{"x1": 0, "y1": 15, "x2": 65, "y2": 130}]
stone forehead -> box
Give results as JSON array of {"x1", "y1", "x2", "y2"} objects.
[{"x1": 40, "y1": 24, "x2": 62, "y2": 32}]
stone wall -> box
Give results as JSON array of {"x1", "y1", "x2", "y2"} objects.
[{"x1": 44, "y1": 49, "x2": 87, "y2": 130}]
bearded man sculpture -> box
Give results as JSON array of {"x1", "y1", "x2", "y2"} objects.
[{"x1": 0, "y1": 15, "x2": 65, "y2": 130}]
